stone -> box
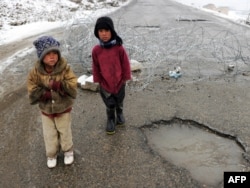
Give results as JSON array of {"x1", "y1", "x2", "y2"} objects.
[
  {"x1": 77, "y1": 75, "x2": 99, "y2": 91},
  {"x1": 130, "y1": 59, "x2": 143, "y2": 72}
]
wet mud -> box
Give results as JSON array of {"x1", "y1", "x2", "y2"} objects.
[{"x1": 142, "y1": 118, "x2": 249, "y2": 186}]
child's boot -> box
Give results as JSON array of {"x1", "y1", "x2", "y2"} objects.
[
  {"x1": 106, "y1": 108, "x2": 115, "y2": 134},
  {"x1": 116, "y1": 103, "x2": 125, "y2": 125}
]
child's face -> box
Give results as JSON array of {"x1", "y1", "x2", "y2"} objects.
[
  {"x1": 43, "y1": 51, "x2": 59, "y2": 67},
  {"x1": 98, "y1": 29, "x2": 112, "y2": 42}
]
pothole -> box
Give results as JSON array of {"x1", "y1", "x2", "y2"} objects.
[
  {"x1": 134, "y1": 25, "x2": 160, "y2": 31},
  {"x1": 177, "y1": 18, "x2": 208, "y2": 22},
  {"x1": 141, "y1": 118, "x2": 248, "y2": 187},
  {"x1": 176, "y1": 16, "x2": 208, "y2": 22}
]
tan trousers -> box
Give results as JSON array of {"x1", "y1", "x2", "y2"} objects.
[{"x1": 41, "y1": 112, "x2": 73, "y2": 158}]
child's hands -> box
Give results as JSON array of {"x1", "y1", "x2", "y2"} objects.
[
  {"x1": 49, "y1": 79, "x2": 54, "y2": 88},
  {"x1": 40, "y1": 90, "x2": 52, "y2": 101},
  {"x1": 49, "y1": 80, "x2": 62, "y2": 91}
]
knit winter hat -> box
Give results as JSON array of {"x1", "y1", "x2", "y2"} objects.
[
  {"x1": 94, "y1": 16, "x2": 117, "y2": 40},
  {"x1": 33, "y1": 36, "x2": 61, "y2": 62}
]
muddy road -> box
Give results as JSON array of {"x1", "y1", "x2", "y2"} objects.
[{"x1": 1, "y1": 0, "x2": 250, "y2": 187}]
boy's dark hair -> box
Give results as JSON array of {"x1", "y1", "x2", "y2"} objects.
[{"x1": 94, "y1": 16, "x2": 123, "y2": 45}]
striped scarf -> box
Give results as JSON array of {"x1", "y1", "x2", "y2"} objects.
[{"x1": 99, "y1": 39, "x2": 117, "y2": 48}]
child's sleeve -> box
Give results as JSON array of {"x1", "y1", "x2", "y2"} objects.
[
  {"x1": 61, "y1": 65, "x2": 77, "y2": 99},
  {"x1": 92, "y1": 49, "x2": 102, "y2": 83},
  {"x1": 27, "y1": 68, "x2": 45, "y2": 105},
  {"x1": 120, "y1": 47, "x2": 132, "y2": 82}
]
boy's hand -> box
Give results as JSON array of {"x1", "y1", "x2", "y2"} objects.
[
  {"x1": 49, "y1": 80, "x2": 62, "y2": 91},
  {"x1": 40, "y1": 90, "x2": 52, "y2": 101},
  {"x1": 49, "y1": 79, "x2": 54, "y2": 88}
]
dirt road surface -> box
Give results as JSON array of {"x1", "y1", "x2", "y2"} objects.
[{"x1": 1, "y1": 0, "x2": 250, "y2": 187}]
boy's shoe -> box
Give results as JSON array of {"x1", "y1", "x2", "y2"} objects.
[
  {"x1": 47, "y1": 157, "x2": 57, "y2": 168},
  {"x1": 106, "y1": 108, "x2": 116, "y2": 135},
  {"x1": 106, "y1": 119, "x2": 115, "y2": 135},
  {"x1": 116, "y1": 104, "x2": 125, "y2": 126},
  {"x1": 64, "y1": 150, "x2": 74, "y2": 165},
  {"x1": 116, "y1": 113, "x2": 125, "y2": 125}
]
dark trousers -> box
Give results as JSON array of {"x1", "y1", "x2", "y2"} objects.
[{"x1": 100, "y1": 85, "x2": 125, "y2": 109}]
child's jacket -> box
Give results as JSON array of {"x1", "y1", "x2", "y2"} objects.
[
  {"x1": 92, "y1": 45, "x2": 131, "y2": 94},
  {"x1": 27, "y1": 57, "x2": 77, "y2": 114}
]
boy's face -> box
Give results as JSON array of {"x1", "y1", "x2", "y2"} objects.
[
  {"x1": 43, "y1": 51, "x2": 59, "y2": 67},
  {"x1": 98, "y1": 29, "x2": 112, "y2": 42}
]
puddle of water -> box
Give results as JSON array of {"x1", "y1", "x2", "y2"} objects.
[{"x1": 143, "y1": 122, "x2": 246, "y2": 186}]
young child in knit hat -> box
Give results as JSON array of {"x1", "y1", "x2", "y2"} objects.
[
  {"x1": 27, "y1": 36, "x2": 77, "y2": 168},
  {"x1": 92, "y1": 16, "x2": 131, "y2": 135}
]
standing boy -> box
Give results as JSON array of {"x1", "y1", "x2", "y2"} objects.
[
  {"x1": 27, "y1": 36, "x2": 77, "y2": 168},
  {"x1": 92, "y1": 16, "x2": 131, "y2": 135}
]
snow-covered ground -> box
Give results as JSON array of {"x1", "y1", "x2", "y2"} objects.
[
  {"x1": 0, "y1": 0, "x2": 250, "y2": 46},
  {"x1": 174, "y1": 0, "x2": 250, "y2": 23},
  {"x1": 0, "y1": 0, "x2": 131, "y2": 45}
]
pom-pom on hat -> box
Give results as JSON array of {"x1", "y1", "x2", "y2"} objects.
[
  {"x1": 94, "y1": 16, "x2": 117, "y2": 40},
  {"x1": 33, "y1": 36, "x2": 61, "y2": 62}
]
